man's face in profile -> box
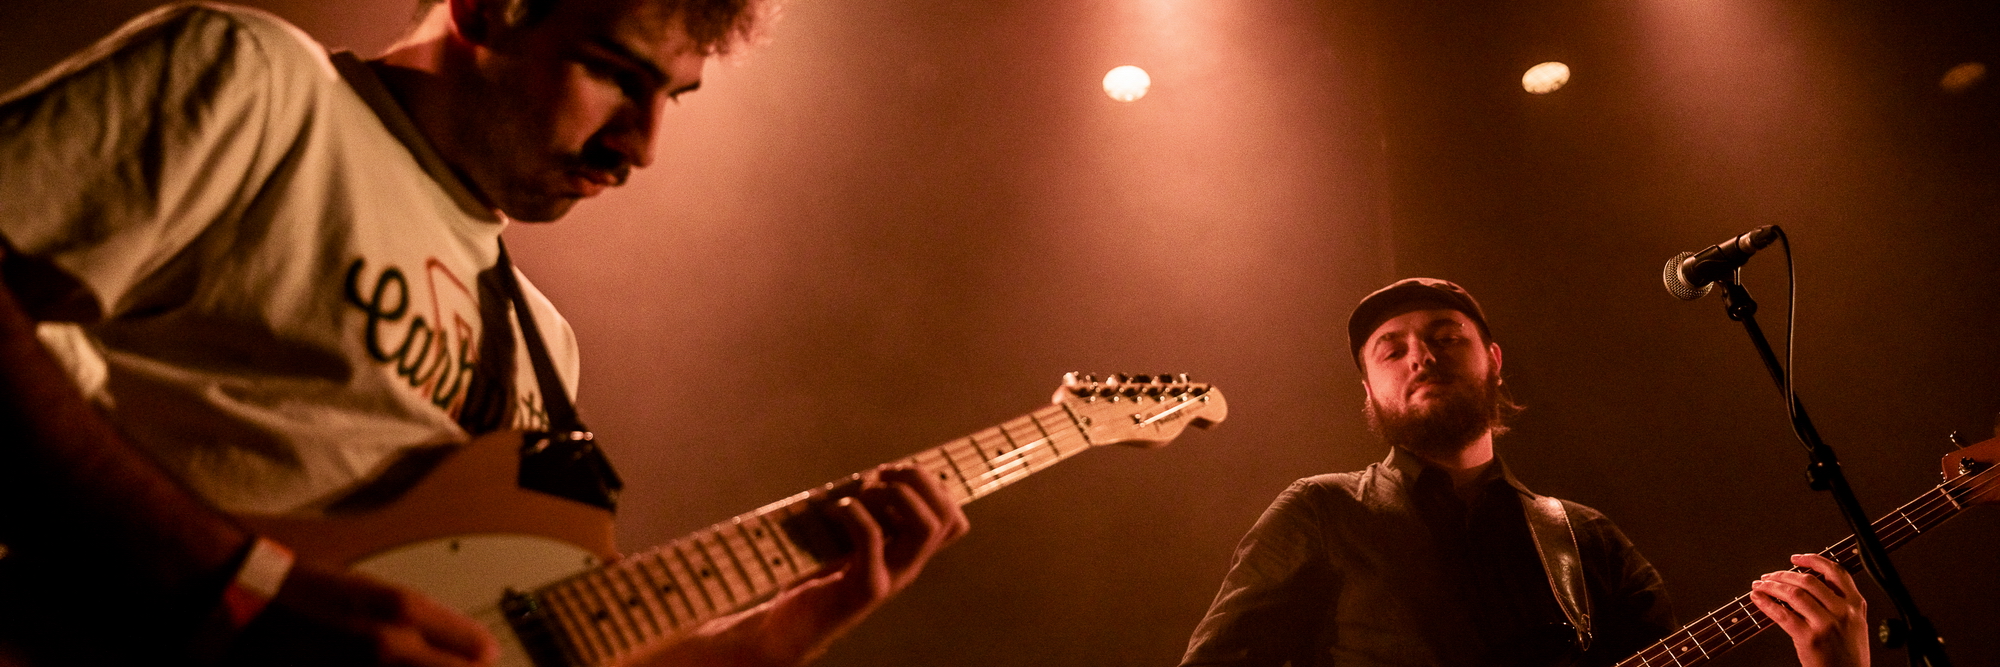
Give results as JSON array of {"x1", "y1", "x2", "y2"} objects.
[{"x1": 448, "y1": 0, "x2": 708, "y2": 222}]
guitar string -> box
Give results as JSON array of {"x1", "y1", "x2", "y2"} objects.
[
  {"x1": 611, "y1": 558, "x2": 668, "y2": 638},
  {"x1": 1625, "y1": 472, "x2": 1987, "y2": 667},
  {"x1": 1618, "y1": 464, "x2": 1998, "y2": 667},
  {"x1": 535, "y1": 391, "x2": 1209, "y2": 661},
  {"x1": 543, "y1": 581, "x2": 611, "y2": 666},
  {"x1": 579, "y1": 570, "x2": 637, "y2": 656},
  {"x1": 1621, "y1": 466, "x2": 1995, "y2": 667},
  {"x1": 584, "y1": 421, "x2": 1098, "y2": 661}
]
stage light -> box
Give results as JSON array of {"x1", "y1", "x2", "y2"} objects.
[
  {"x1": 1941, "y1": 62, "x2": 1987, "y2": 93},
  {"x1": 1103, "y1": 65, "x2": 1152, "y2": 102},
  {"x1": 1522, "y1": 62, "x2": 1571, "y2": 94}
]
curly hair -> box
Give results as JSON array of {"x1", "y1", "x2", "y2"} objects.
[{"x1": 420, "y1": 0, "x2": 777, "y2": 56}]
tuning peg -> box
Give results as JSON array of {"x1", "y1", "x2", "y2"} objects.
[
  {"x1": 1949, "y1": 431, "x2": 1971, "y2": 449},
  {"x1": 1176, "y1": 373, "x2": 1190, "y2": 384}
]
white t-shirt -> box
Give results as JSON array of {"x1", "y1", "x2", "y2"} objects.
[{"x1": 0, "y1": 3, "x2": 581, "y2": 515}]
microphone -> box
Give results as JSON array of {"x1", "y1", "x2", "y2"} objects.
[{"x1": 1662, "y1": 225, "x2": 1781, "y2": 300}]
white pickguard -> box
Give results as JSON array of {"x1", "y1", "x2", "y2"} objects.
[{"x1": 354, "y1": 534, "x2": 603, "y2": 667}]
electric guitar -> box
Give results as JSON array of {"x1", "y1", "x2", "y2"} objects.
[
  {"x1": 1611, "y1": 436, "x2": 2000, "y2": 667},
  {"x1": 243, "y1": 373, "x2": 1227, "y2": 667}
]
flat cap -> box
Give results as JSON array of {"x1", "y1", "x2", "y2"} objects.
[{"x1": 1346, "y1": 277, "x2": 1492, "y2": 367}]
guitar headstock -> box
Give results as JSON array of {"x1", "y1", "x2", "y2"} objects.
[
  {"x1": 1942, "y1": 435, "x2": 2000, "y2": 506},
  {"x1": 1051, "y1": 373, "x2": 1227, "y2": 448}
]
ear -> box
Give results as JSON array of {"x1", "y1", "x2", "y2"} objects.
[
  {"x1": 1360, "y1": 379, "x2": 1375, "y2": 403},
  {"x1": 449, "y1": 0, "x2": 506, "y2": 45},
  {"x1": 1487, "y1": 341, "x2": 1503, "y2": 373}
]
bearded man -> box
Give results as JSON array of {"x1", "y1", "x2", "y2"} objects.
[{"x1": 1177, "y1": 278, "x2": 1870, "y2": 667}]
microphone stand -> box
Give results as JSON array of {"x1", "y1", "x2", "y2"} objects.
[{"x1": 1718, "y1": 275, "x2": 1950, "y2": 667}]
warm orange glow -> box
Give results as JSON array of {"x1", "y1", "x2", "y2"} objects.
[
  {"x1": 1103, "y1": 65, "x2": 1152, "y2": 102},
  {"x1": 1522, "y1": 61, "x2": 1571, "y2": 94},
  {"x1": 1942, "y1": 62, "x2": 1987, "y2": 93}
]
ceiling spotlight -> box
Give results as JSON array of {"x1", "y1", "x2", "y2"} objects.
[
  {"x1": 1941, "y1": 62, "x2": 1987, "y2": 94},
  {"x1": 1103, "y1": 65, "x2": 1152, "y2": 102},
  {"x1": 1522, "y1": 62, "x2": 1571, "y2": 94}
]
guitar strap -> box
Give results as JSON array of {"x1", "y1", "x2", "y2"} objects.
[
  {"x1": 1522, "y1": 494, "x2": 1593, "y2": 652},
  {"x1": 495, "y1": 242, "x2": 624, "y2": 512}
]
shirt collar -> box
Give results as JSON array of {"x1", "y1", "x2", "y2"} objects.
[
  {"x1": 329, "y1": 51, "x2": 500, "y2": 223},
  {"x1": 1383, "y1": 446, "x2": 1536, "y2": 497}
]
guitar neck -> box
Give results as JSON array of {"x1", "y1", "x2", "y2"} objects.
[
  {"x1": 516, "y1": 403, "x2": 1097, "y2": 666},
  {"x1": 1612, "y1": 464, "x2": 1998, "y2": 667}
]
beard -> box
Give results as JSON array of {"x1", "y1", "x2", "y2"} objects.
[{"x1": 1364, "y1": 365, "x2": 1508, "y2": 459}]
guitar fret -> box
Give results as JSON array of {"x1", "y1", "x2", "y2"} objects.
[
  {"x1": 666, "y1": 543, "x2": 722, "y2": 617},
  {"x1": 651, "y1": 550, "x2": 704, "y2": 624},
  {"x1": 731, "y1": 520, "x2": 784, "y2": 593},
  {"x1": 981, "y1": 429, "x2": 1032, "y2": 485},
  {"x1": 1006, "y1": 417, "x2": 1056, "y2": 468},
  {"x1": 1705, "y1": 613, "x2": 1733, "y2": 645},
  {"x1": 994, "y1": 426, "x2": 1037, "y2": 479},
  {"x1": 1005, "y1": 417, "x2": 1052, "y2": 466},
  {"x1": 691, "y1": 532, "x2": 749, "y2": 604},
  {"x1": 1738, "y1": 597, "x2": 1767, "y2": 630},
  {"x1": 1611, "y1": 466, "x2": 2000, "y2": 667},
  {"x1": 578, "y1": 572, "x2": 637, "y2": 656},
  {"x1": 627, "y1": 555, "x2": 686, "y2": 630},
  {"x1": 604, "y1": 569, "x2": 652, "y2": 654},
  {"x1": 712, "y1": 528, "x2": 767, "y2": 598},
  {"x1": 515, "y1": 380, "x2": 1228, "y2": 666},
  {"x1": 753, "y1": 510, "x2": 814, "y2": 575},
  {"x1": 944, "y1": 440, "x2": 990, "y2": 497},
  {"x1": 967, "y1": 434, "x2": 999, "y2": 473},
  {"x1": 609, "y1": 563, "x2": 665, "y2": 639},
  {"x1": 995, "y1": 422, "x2": 1025, "y2": 458},
  {"x1": 915, "y1": 446, "x2": 977, "y2": 503},
  {"x1": 529, "y1": 589, "x2": 592, "y2": 667},
  {"x1": 1028, "y1": 410, "x2": 1070, "y2": 458},
  {"x1": 978, "y1": 430, "x2": 1018, "y2": 475},
  {"x1": 547, "y1": 583, "x2": 615, "y2": 666},
  {"x1": 1055, "y1": 401, "x2": 1096, "y2": 447}
]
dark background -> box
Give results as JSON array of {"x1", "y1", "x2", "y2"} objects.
[{"x1": 6, "y1": 0, "x2": 1996, "y2": 665}]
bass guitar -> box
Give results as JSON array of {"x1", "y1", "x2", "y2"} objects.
[
  {"x1": 244, "y1": 373, "x2": 1226, "y2": 667},
  {"x1": 1611, "y1": 436, "x2": 1999, "y2": 667}
]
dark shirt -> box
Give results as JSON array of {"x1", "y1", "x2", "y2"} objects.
[{"x1": 1180, "y1": 448, "x2": 1675, "y2": 667}]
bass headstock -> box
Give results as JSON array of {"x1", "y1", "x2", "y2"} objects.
[
  {"x1": 1942, "y1": 435, "x2": 2000, "y2": 506},
  {"x1": 1051, "y1": 373, "x2": 1227, "y2": 449}
]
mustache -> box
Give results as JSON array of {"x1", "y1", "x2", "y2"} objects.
[
  {"x1": 567, "y1": 144, "x2": 632, "y2": 186},
  {"x1": 1409, "y1": 369, "x2": 1460, "y2": 387}
]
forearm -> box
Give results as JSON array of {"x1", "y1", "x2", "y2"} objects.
[{"x1": 0, "y1": 265, "x2": 250, "y2": 612}]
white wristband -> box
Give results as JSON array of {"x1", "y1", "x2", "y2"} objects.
[{"x1": 220, "y1": 536, "x2": 294, "y2": 628}]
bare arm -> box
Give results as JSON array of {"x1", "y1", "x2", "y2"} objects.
[
  {"x1": 0, "y1": 246, "x2": 250, "y2": 645},
  {"x1": 1750, "y1": 553, "x2": 1870, "y2": 667},
  {"x1": 0, "y1": 246, "x2": 495, "y2": 666}
]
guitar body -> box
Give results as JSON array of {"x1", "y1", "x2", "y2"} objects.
[
  {"x1": 242, "y1": 430, "x2": 618, "y2": 667},
  {"x1": 225, "y1": 374, "x2": 1227, "y2": 667}
]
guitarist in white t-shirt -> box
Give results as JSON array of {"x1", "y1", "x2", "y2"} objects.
[{"x1": 0, "y1": 0, "x2": 967, "y2": 665}]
